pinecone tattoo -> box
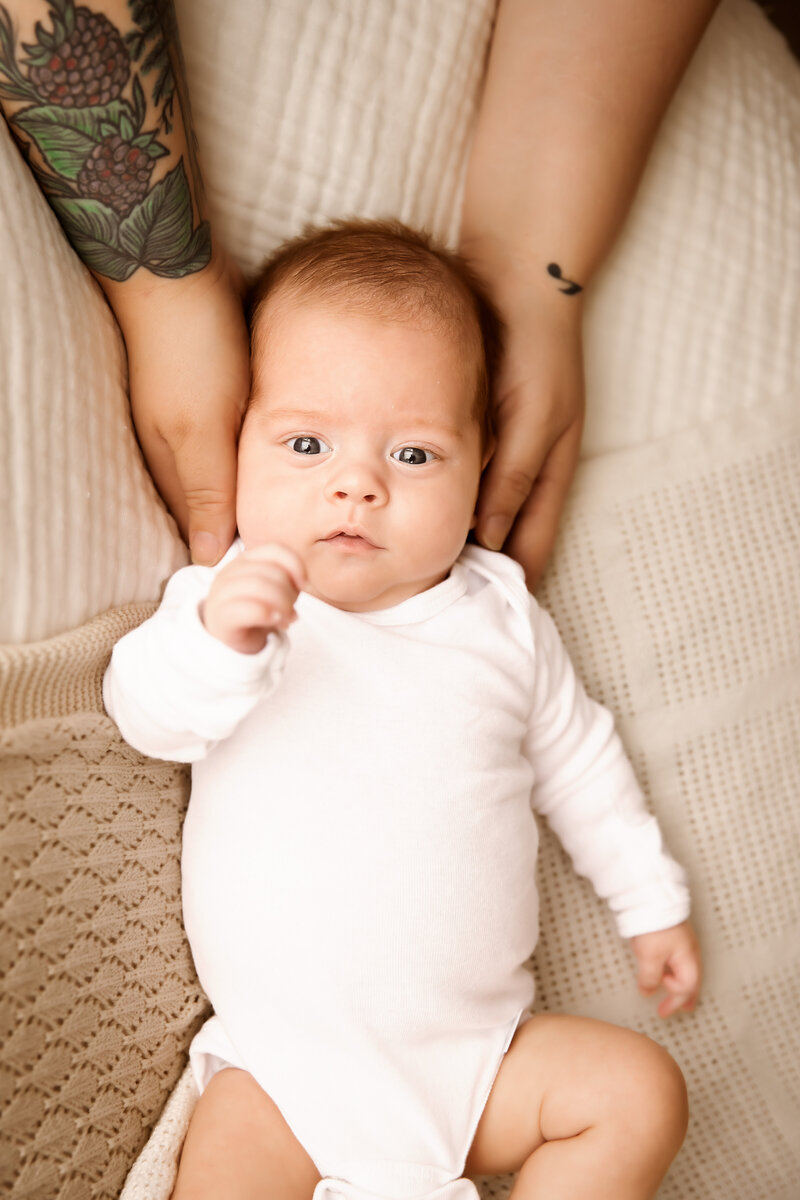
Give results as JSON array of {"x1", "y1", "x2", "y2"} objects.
[
  {"x1": 77, "y1": 132, "x2": 155, "y2": 215},
  {"x1": 25, "y1": 6, "x2": 130, "y2": 108}
]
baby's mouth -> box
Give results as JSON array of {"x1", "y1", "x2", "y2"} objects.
[{"x1": 322, "y1": 529, "x2": 381, "y2": 550}]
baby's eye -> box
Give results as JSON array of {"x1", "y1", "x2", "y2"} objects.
[
  {"x1": 391, "y1": 446, "x2": 437, "y2": 466},
  {"x1": 286, "y1": 435, "x2": 331, "y2": 455}
]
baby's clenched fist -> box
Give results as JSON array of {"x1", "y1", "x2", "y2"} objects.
[
  {"x1": 630, "y1": 920, "x2": 702, "y2": 1019},
  {"x1": 201, "y1": 544, "x2": 306, "y2": 654}
]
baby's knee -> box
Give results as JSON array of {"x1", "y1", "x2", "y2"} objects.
[{"x1": 621, "y1": 1035, "x2": 689, "y2": 1156}]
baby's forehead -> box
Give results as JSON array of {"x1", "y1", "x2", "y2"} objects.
[
  {"x1": 251, "y1": 294, "x2": 480, "y2": 383},
  {"x1": 251, "y1": 289, "x2": 468, "y2": 347},
  {"x1": 247, "y1": 290, "x2": 488, "y2": 440}
]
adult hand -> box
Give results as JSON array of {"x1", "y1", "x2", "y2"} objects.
[
  {"x1": 109, "y1": 249, "x2": 251, "y2": 565},
  {"x1": 475, "y1": 291, "x2": 585, "y2": 589},
  {"x1": 460, "y1": 0, "x2": 719, "y2": 588}
]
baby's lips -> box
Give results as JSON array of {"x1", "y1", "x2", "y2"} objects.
[{"x1": 322, "y1": 525, "x2": 381, "y2": 548}]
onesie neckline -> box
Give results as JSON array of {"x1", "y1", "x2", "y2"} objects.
[{"x1": 297, "y1": 562, "x2": 469, "y2": 627}]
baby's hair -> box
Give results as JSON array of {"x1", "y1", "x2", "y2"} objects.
[{"x1": 246, "y1": 218, "x2": 502, "y2": 441}]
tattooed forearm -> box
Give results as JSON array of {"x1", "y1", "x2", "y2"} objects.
[
  {"x1": 546, "y1": 263, "x2": 583, "y2": 296},
  {"x1": 0, "y1": 0, "x2": 210, "y2": 281}
]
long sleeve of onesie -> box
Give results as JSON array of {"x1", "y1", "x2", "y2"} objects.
[
  {"x1": 103, "y1": 553, "x2": 287, "y2": 763},
  {"x1": 525, "y1": 599, "x2": 689, "y2": 939}
]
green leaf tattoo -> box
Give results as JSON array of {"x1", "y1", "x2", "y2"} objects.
[
  {"x1": 119, "y1": 159, "x2": 211, "y2": 276},
  {"x1": 49, "y1": 193, "x2": 139, "y2": 278},
  {"x1": 0, "y1": 0, "x2": 210, "y2": 281},
  {"x1": 15, "y1": 99, "x2": 134, "y2": 178}
]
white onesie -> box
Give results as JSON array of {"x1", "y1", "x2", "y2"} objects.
[{"x1": 104, "y1": 544, "x2": 690, "y2": 1200}]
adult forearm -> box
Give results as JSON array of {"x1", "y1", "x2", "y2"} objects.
[
  {"x1": 461, "y1": 0, "x2": 719, "y2": 304},
  {"x1": 0, "y1": 0, "x2": 212, "y2": 312}
]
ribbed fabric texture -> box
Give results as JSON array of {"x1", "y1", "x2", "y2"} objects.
[
  {"x1": 1, "y1": 604, "x2": 157, "y2": 729},
  {"x1": 175, "y1": 0, "x2": 494, "y2": 272},
  {"x1": 580, "y1": 0, "x2": 800, "y2": 454},
  {"x1": 0, "y1": 126, "x2": 187, "y2": 645}
]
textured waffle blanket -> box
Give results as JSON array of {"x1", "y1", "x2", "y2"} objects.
[{"x1": 1, "y1": 2, "x2": 799, "y2": 1198}]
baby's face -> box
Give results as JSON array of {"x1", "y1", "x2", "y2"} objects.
[{"x1": 237, "y1": 302, "x2": 486, "y2": 611}]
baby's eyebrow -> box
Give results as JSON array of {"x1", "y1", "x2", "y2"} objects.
[
  {"x1": 259, "y1": 407, "x2": 332, "y2": 424},
  {"x1": 260, "y1": 406, "x2": 465, "y2": 441}
]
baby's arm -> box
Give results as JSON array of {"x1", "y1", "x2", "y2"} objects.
[
  {"x1": 525, "y1": 601, "x2": 701, "y2": 1013},
  {"x1": 104, "y1": 544, "x2": 304, "y2": 761}
]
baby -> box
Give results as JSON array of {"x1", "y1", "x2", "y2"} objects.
[{"x1": 104, "y1": 220, "x2": 702, "y2": 1200}]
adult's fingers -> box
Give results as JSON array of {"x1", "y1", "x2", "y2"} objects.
[
  {"x1": 475, "y1": 399, "x2": 551, "y2": 554},
  {"x1": 133, "y1": 426, "x2": 190, "y2": 537},
  {"x1": 171, "y1": 421, "x2": 239, "y2": 565},
  {"x1": 119, "y1": 247, "x2": 251, "y2": 564},
  {"x1": 503, "y1": 419, "x2": 582, "y2": 588}
]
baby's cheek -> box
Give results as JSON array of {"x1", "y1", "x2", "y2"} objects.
[
  {"x1": 242, "y1": 489, "x2": 312, "y2": 556},
  {"x1": 237, "y1": 458, "x2": 287, "y2": 534},
  {"x1": 235, "y1": 490, "x2": 263, "y2": 547}
]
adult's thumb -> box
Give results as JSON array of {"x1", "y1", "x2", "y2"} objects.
[
  {"x1": 175, "y1": 430, "x2": 238, "y2": 566},
  {"x1": 476, "y1": 448, "x2": 542, "y2": 552}
]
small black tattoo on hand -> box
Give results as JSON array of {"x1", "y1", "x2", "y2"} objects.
[{"x1": 547, "y1": 263, "x2": 583, "y2": 296}]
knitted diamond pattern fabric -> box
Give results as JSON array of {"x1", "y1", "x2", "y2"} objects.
[{"x1": 0, "y1": 607, "x2": 209, "y2": 1200}]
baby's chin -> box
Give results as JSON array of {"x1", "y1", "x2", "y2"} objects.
[
  {"x1": 303, "y1": 580, "x2": 408, "y2": 614},
  {"x1": 304, "y1": 567, "x2": 450, "y2": 613}
]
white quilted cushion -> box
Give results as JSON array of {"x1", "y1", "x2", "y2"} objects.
[
  {"x1": 582, "y1": 0, "x2": 800, "y2": 453},
  {"x1": 0, "y1": 118, "x2": 187, "y2": 645}
]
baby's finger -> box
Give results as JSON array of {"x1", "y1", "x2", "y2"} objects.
[
  {"x1": 210, "y1": 595, "x2": 284, "y2": 638},
  {"x1": 657, "y1": 991, "x2": 692, "y2": 1019},
  {"x1": 240, "y1": 543, "x2": 307, "y2": 592},
  {"x1": 213, "y1": 560, "x2": 302, "y2": 615},
  {"x1": 209, "y1": 568, "x2": 300, "y2": 630},
  {"x1": 636, "y1": 954, "x2": 667, "y2": 996},
  {"x1": 236, "y1": 571, "x2": 301, "y2": 625},
  {"x1": 657, "y1": 960, "x2": 701, "y2": 1017},
  {"x1": 668, "y1": 954, "x2": 702, "y2": 1005}
]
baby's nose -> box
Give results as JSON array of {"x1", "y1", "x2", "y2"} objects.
[
  {"x1": 327, "y1": 463, "x2": 388, "y2": 505},
  {"x1": 332, "y1": 485, "x2": 380, "y2": 503}
]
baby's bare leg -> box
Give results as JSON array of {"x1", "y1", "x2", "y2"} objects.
[
  {"x1": 170, "y1": 1067, "x2": 320, "y2": 1200},
  {"x1": 466, "y1": 1014, "x2": 688, "y2": 1200}
]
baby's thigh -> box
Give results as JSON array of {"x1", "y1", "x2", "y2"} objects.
[
  {"x1": 465, "y1": 1013, "x2": 687, "y2": 1177},
  {"x1": 171, "y1": 1067, "x2": 321, "y2": 1200}
]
